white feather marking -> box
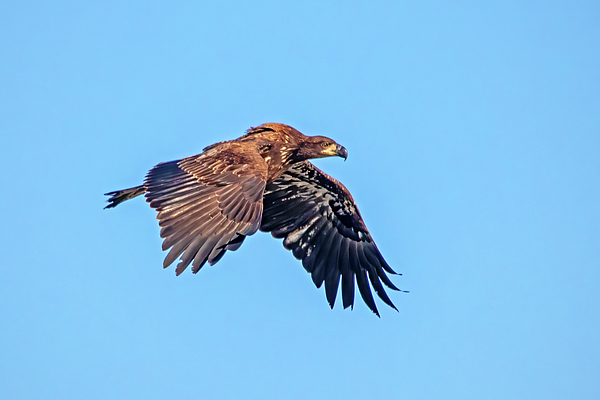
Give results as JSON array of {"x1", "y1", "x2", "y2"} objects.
[
  {"x1": 285, "y1": 226, "x2": 309, "y2": 246},
  {"x1": 285, "y1": 215, "x2": 320, "y2": 244}
]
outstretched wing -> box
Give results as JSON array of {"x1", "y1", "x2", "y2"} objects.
[
  {"x1": 260, "y1": 161, "x2": 400, "y2": 316},
  {"x1": 145, "y1": 142, "x2": 267, "y2": 275}
]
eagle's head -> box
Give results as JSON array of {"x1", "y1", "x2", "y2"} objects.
[{"x1": 297, "y1": 135, "x2": 348, "y2": 161}]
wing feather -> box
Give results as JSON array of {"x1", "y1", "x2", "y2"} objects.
[
  {"x1": 355, "y1": 268, "x2": 379, "y2": 317},
  {"x1": 261, "y1": 161, "x2": 400, "y2": 316},
  {"x1": 145, "y1": 143, "x2": 267, "y2": 274},
  {"x1": 324, "y1": 233, "x2": 343, "y2": 308}
]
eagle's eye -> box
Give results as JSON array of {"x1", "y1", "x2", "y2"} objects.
[{"x1": 321, "y1": 142, "x2": 330, "y2": 148}]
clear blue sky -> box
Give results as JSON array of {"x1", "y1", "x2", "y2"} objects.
[{"x1": 1, "y1": 1, "x2": 599, "y2": 399}]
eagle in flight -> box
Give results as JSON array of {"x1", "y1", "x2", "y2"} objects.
[{"x1": 105, "y1": 123, "x2": 401, "y2": 316}]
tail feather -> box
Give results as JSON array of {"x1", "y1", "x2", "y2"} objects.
[{"x1": 104, "y1": 185, "x2": 146, "y2": 209}]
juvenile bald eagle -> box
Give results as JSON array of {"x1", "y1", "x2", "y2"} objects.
[{"x1": 105, "y1": 123, "x2": 401, "y2": 316}]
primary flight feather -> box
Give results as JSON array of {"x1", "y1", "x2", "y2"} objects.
[{"x1": 105, "y1": 123, "x2": 401, "y2": 316}]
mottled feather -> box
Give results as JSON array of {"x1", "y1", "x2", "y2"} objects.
[{"x1": 260, "y1": 161, "x2": 400, "y2": 316}]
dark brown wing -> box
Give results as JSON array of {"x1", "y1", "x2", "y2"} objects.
[
  {"x1": 260, "y1": 161, "x2": 400, "y2": 316},
  {"x1": 145, "y1": 142, "x2": 267, "y2": 275}
]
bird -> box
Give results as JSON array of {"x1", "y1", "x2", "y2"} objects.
[{"x1": 105, "y1": 123, "x2": 402, "y2": 316}]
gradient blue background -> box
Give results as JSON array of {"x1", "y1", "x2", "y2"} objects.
[{"x1": 1, "y1": 1, "x2": 599, "y2": 399}]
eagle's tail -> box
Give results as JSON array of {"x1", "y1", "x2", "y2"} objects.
[{"x1": 104, "y1": 185, "x2": 146, "y2": 209}]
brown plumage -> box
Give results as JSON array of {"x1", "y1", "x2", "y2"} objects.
[{"x1": 105, "y1": 123, "x2": 402, "y2": 316}]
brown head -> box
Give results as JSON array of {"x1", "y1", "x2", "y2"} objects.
[{"x1": 294, "y1": 134, "x2": 348, "y2": 162}]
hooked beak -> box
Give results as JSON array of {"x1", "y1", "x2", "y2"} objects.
[{"x1": 336, "y1": 144, "x2": 348, "y2": 161}]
